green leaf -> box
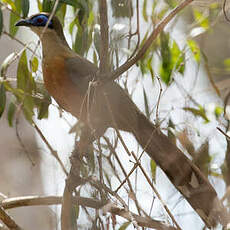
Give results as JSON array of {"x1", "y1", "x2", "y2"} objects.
[
  {"x1": 215, "y1": 106, "x2": 223, "y2": 118},
  {"x1": 31, "y1": 57, "x2": 39, "y2": 72},
  {"x1": 17, "y1": 50, "x2": 36, "y2": 123},
  {"x1": 74, "y1": 26, "x2": 83, "y2": 55},
  {"x1": 17, "y1": 50, "x2": 36, "y2": 92},
  {"x1": 33, "y1": 84, "x2": 51, "y2": 120},
  {"x1": 21, "y1": 0, "x2": 29, "y2": 18},
  {"x1": 224, "y1": 58, "x2": 230, "y2": 71},
  {"x1": 37, "y1": 95, "x2": 51, "y2": 119},
  {"x1": 93, "y1": 50, "x2": 98, "y2": 66},
  {"x1": 187, "y1": 39, "x2": 200, "y2": 63},
  {"x1": 55, "y1": 3, "x2": 66, "y2": 26},
  {"x1": 119, "y1": 222, "x2": 130, "y2": 230},
  {"x1": 2, "y1": 0, "x2": 16, "y2": 10},
  {"x1": 42, "y1": 0, "x2": 52, "y2": 12},
  {"x1": 9, "y1": 0, "x2": 21, "y2": 36},
  {"x1": 143, "y1": 88, "x2": 150, "y2": 119},
  {"x1": 88, "y1": 11, "x2": 94, "y2": 26},
  {"x1": 75, "y1": 205, "x2": 79, "y2": 219},
  {"x1": 9, "y1": 12, "x2": 20, "y2": 36},
  {"x1": 17, "y1": 50, "x2": 29, "y2": 90},
  {"x1": 143, "y1": 0, "x2": 148, "y2": 22},
  {"x1": 183, "y1": 106, "x2": 209, "y2": 123},
  {"x1": 0, "y1": 83, "x2": 6, "y2": 117},
  {"x1": 0, "y1": 8, "x2": 3, "y2": 37},
  {"x1": 23, "y1": 96, "x2": 34, "y2": 123},
  {"x1": 147, "y1": 57, "x2": 154, "y2": 79},
  {"x1": 193, "y1": 9, "x2": 209, "y2": 30},
  {"x1": 150, "y1": 159, "x2": 156, "y2": 182},
  {"x1": 36, "y1": 0, "x2": 42, "y2": 11},
  {"x1": 60, "y1": 0, "x2": 77, "y2": 7},
  {"x1": 159, "y1": 32, "x2": 172, "y2": 85},
  {"x1": 7, "y1": 100, "x2": 16, "y2": 127},
  {"x1": 111, "y1": 0, "x2": 133, "y2": 18},
  {"x1": 171, "y1": 41, "x2": 185, "y2": 74},
  {"x1": 4, "y1": 82, "x2": 24, "y2": 101},
  {"x1": 165, "y1": 0, "x2": 177, "y2": 8},
  {"x1": 0, "y1": 52, "x2": 16, "y2": 78}
]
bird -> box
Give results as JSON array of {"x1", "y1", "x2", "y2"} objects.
[{"x1": 15, "y1": 13, "x2": 222, "y2": 227}]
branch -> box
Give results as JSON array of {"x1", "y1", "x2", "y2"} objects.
[
  {"x1": 32, "y1": 122, "x2": 68, "y2": 176},
  {"x1": 0, "y1": 207, "x2": 23, "y2": 230},
  {"x1": 61, "y1": 147, "x2": 87, "y2": 230},
  {"x1": 101, "y1": 0, "x2": 194, "y2": 83},
  {"x1": 1, "y1": 195, "x2": 176, "y2": 230},
  {"x1": 1, "y1": 196, "x2": 105, "y2": 210},
  {"x1": 99, "y1": 0, "x2": 109, "y2": 73}
]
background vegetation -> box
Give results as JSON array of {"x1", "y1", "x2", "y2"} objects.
[{"x1": 0, "y1": 0, "x2": 229, "y2": 229}]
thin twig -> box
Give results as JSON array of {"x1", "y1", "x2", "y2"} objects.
[
  {"x1": 15, "y1": 104, "x2": 35, "y2": 166},
  {"x1": 1, "y1": 195, "x2": 176, "y2": 230},
  {"x1": 32, "y1": 122, "x2": 68, "y2": 175},
  {"x1": 103, "y1": 91, "x2": 131, "y2": 157},
  {"x1": 127, "y1": 0, "x2": 140, "y2": 61},
  {"x1": 30, "y1": 0, "x2": 60, "y2": 61},
  {"x1": 3, "y1": 31, "x2": 41, "y2": 58},
  {"x1": 103, "y1": 136, "x2": 145, "y2": 217},
  {"x1": 155, "y1": 76, "x2": 163, "y2": 124},
  {"x1": 131, "y1": 152, "x2": 182, "y2": 230},
  {"x1": 114, "y1": 162, "x2": 139, "y2": 193},
  {"x1": 89, "y1": 180, "x2": 140, "y2": 229},
  {"x1": 101, "y1": 0, "x2": 194, "y2": 83},
  {"x1": 217, "y1": 127, "x2": 230, "y2": 141},
  {"x1": 0, "y1": 2, "x2": 21, "y2": 17},
  {"x1": 223, "y1": 0, "x2": 230, "y2": 22},
  {"x1": 0, "y1": 207, "x2": 23, "y2": 230}
]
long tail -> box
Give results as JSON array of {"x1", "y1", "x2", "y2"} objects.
[{"x1": 132, "y1": 112, "x2": 227, "y2": 227}]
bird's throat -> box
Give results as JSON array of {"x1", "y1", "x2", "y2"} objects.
[{"x1": 40, "y1": 32, "x2": 72, "y2": 62}]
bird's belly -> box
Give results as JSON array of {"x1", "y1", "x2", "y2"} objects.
[{"x1": 43, "y1": 60, "x2": 85, "y2": 119}]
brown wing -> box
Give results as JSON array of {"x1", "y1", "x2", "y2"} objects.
[{"x1": 65, "y1": 55, "x2": 98, "y2": 94}]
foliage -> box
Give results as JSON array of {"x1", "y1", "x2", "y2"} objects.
[{"x1": 0, "y1": 0, "x2": 227, "y2": 229}]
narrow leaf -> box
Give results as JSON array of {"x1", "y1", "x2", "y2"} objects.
[
  {"x1": 17, "y1": 50, "x2": 29, "y2": 90},
  {"x1": 150, "y1": 159, "x2": 157, "y2": 182},
  {"x1": 60, "y1": 0, "x2": 77, "y2": 7},
  {"x1": 0, "y1": 8, "x2": 3, "y2": 37},
  {"x1": 142, "y1": 0, "x2": 148, "y2": 22},
  {"x1": 7, "y1": 100, "x2": 16, "y2": 126},
  {"x1": 21, "y1": 0, "x2": 29, "y2": 18},
  {"x1": 31, "y1": 57, "x2": 39, "y2": 72},
  {"x1": 0, "y1": 52, "x2": 16, "y2": 78},
  {"x1": 215, "y1": 106, "x2": 223, "y2": 118},
  {"x1": 9, "y1": 12, "x2": 20, "y2": 36},
  {"x1": 42, "y1": 0, "x2": 52, "y2": 12},
  {"x1": 0, "y1": 83, "x2": 6, "y2": 117},
  {"x1": 119, "y1": 222, "x2": 130, "y2": 230},
  {"x1": 183, "y1": 106, "x2": 209, "y2": 123},
  {"x1": 187, "y1": 40, "x2": 200, "y2": 63},
  {"x1": 143, "y1": 88, "x2": 150, "y2": 119},
  {"x1": 9, "y1": 0, "x2": 21, "y2": 36},
  {"x1": 2, "y1": 0, "x2": 16, "y2": 11}
]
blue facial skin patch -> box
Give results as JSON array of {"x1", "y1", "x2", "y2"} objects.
[{"x1": 30, "y1": 14, "x2": 53, "y2": 28}]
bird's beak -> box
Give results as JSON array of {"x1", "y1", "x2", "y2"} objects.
[{"x1": 15, "y1": 19, "x2": 31, "y2": 27}]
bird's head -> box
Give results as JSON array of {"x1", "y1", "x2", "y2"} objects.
[{"x1": 15, "y1": 13, "x2": 65, "y2": 41}]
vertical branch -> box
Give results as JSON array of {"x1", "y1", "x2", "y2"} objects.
[
  {"x1": 99, "y1": 0, "x2": 109, "y2": 73},
  {"x1": 101, "y1": 0, "x2": 194, "y2": 82}
]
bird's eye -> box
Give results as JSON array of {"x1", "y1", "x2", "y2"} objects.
[
  {"x1": 36, "y1": 17, "x2": 44, "y2": 24},
  {"x1": 30, "y1": 15, "x2": 53, "y2": 28}
]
